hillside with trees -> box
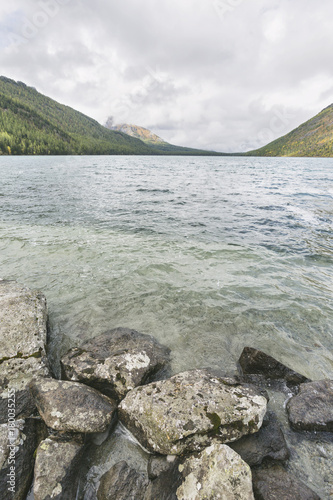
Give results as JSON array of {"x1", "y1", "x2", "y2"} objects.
[
  {"x1": 245, "y1": 104, "x2": 333, "y2": 157},
  {"x1": 0, "y1": 77, "x2": 222, "y2": 156},
  {"x1": 0, "y1": 77, "x2": 154, "y2": 155}
]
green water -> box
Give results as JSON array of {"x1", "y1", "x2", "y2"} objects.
[{"x1": 1, "y1": 155, "x2": 332, "y2": 498}]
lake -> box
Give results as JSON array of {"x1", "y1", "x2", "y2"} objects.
[{"x1": 0, "y1": 155, "x2": 332, "y2": 497}]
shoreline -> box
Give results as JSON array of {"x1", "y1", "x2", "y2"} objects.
[{"x1": 1, "y1": 280, "x2": 331, "y2": 499}]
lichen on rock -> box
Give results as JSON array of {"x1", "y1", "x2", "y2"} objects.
[
  {"x1": 61, "y1": 327, "x2": 171, "y2": 402},
  {"x1": 33, "y1": 436, "x2": 85, "y2": 500},
  {"x1": 119, "y1": 369, "x2": 267, "y2": 455},
  {"x1": 30, "y1": 379, "x2": 117, "y2": 434},
  {"x1": 176, "y1": 443, "x2": 254, "y2": 500},
  {"x1": 0, "y1": 280, "x2": 48, "y2": 361}
]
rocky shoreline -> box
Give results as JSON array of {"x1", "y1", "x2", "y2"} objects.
[{"x1": 0, "y1": 280, "x2": 332, "y2": 499}]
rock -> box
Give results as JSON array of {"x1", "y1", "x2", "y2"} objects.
[
  {"x1": 238, "y1": 347, "x2": 309, "y2": 386},
  {"x1": 147, "y1": 454, "x2": 178, "y2": 480},
  {"x1": 30, "y1": 379, "x2": 117, "y2": 433},
  {"x1": 202, "y1": 369, "x2": 270, "y2": 402},
  {"x1": 0, "y1": 357, "x2": 50, "y2": 424},
  {"x1": 252, "y1": 465, "x2": 321, "y2": 500},
  {"x1": 228, "y1": 411, "x2": 290, "y2": 466},
  {"x1": 0, "y1": 280, "x2": 47, "y2": 361},
  {"x1": 145, "y1": 459, "x2": 181, "y2": 500},
  {"x1": 286, "y1": 379, "x2": 333, "y2": 432},
  {"x1": 0, "y1": 418, "x2": 46, "y2": 500},
  {"x1": 176, "y1": 443, "x2": 254, "y2": 500},
  {"x1": 0, "y1": 281, "x2": 50, "y2": 424},
  {"x1": 119, "y1": 369, "x2": 267, "y2": 455},
  {"x1": 33, "y1": 435, "x2": 85, "y2": 500},
  {"x1": 97, "y1": 461, "x2": 149, "y2": 500},
  {"x1": 61, "y1": 327, "x2": 171, "y2": 402}
]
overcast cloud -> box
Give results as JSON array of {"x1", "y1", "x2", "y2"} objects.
[{"x1": 1, "y1": 0, "x2": 333, "y2": 152}]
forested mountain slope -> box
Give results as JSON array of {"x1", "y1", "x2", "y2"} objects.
[
  {"x1": 0, "y1": 77, "x2": 223, "y2": 156},
  {"x1": 246, "y1": 104, "x2": 333, "y2": 157}
]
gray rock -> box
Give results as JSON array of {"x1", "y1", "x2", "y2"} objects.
[
  {"x1": 61, "y1": 327, "x2": 171, "y2": 402},
  {"x1": 252, "y1": 465, "x2": 321, "y2": 500},
  {"x1": 97, "y1": 461, "x2": 149, "y2": 500},
  {"x1": 229, "y1": 411, "x2": 290, "y2": 466},
  {"x1": 119, "y1": 369, "x2": 267, "y2": 455},
  {"x1": 145, "y1": 459, "x2": 181, "y2": 500},
  {"x1": 30, "y1": 379, "x2": 117, "y2": 433},
  {"x1": 287, "y1": 379, "x2": 333, "y2": 432},
  {"x1": 0, "y1": 280, "x2": 47, "y2": 361},
  {"x1": 0, "y1": 357, "x2": 50, "y2": 424},
  {"x1": 238, "y1": 347, "x2": 309, "y2": 386},
  {"x1": 33, "y1": 435, "x2": 85, "y2": 500},
  {"x1": 201, "y1": 369, "x2": 270, "y2": 401},
  {"x1": 147, "y1": 454, "x2": 178, "y2": 480},
  {"x1": 0, "y1": 281, "x2": 50, "y2": 424},
  {"x1": 176, "y1": 443, "x2": 254, "y2": 500},
  {"x1": 0, "y1": 418, "x2": 46, "y2": 500}
]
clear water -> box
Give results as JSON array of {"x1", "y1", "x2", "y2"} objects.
[{"x1": 1, "y1": 155, "x2": 332, "y2": 498}]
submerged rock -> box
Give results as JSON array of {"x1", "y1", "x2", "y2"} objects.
[
  {"x1": 61, "y1": 327, "x2": 171, "y2": 402},
  {"x1": 238, "y1": 347, "x2": 309, "y2": 386},
  {"x1": 30, "y1": 379, "x2": 117, "y2": 434},
  {"x1": 287, "y1": 379, "x2": 333, "y2": 432},
  {"x1": 252, "y1": 465, "x2": 321, "y2": 500},
  {"x1": 119, "y1": 369, "x2": 267, "y2": 455},
  {"x1": 228, "y1": 411, "x2": 290, "y2": 466},
  {"x1": 0, "y1": 418, "x2": 46, "y2": 500},
  {"x1": 34, "y1": 435, "x2": 85, "y2": 500},
  {"x1": 97, "y1": 460, "x2": 149, "y2": 500},
  {"x1": 176, "y1": 443, "x2": 254, "y2": 500},
  {"x1": 0, "y1": 357, "x2": 50, "y2": 424},
  {"x1": 0, "y1": 280, "x2": 47, "y2": 361}
]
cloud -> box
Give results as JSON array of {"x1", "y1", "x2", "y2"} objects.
[{"x1": 1, "y1": 0, "x2": 333, "y2": 152}]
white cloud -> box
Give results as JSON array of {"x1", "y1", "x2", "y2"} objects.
[{"x1": 1, "y1": 0, "x2": 333, "y2": 152}]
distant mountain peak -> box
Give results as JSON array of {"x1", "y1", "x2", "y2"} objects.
[{"x1": 105, "y1": 119, "x2": 167, "y2": 145}]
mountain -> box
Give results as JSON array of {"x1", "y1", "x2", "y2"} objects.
[
  {"x1": 0, "y1": 77, "x2": 155, "y2": 155},
  {"x1": 1, "y1": 76, "x2": 332, "y2": 157},
  {"x1": 0, "y1": 77, "x2": 222, "y2": 156},
  {"x1": 245, "y1": 104, "x2": 333, "y2": 157},
  {"x1": 105, "y1": 120, "x2": 167, "y2": 145},
  {"x1": 105, "y1": 119, "x2": 225, "y2": 156}
]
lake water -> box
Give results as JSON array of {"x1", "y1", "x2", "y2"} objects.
[{"x1": 1, "y1": 155, "x2": 332, "y2": 498}]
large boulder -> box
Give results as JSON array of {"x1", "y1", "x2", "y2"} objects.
[
  {"x1": 238, "y1": 347, "x2": 309, "y2": 386},
  {"x1": 229, "y1": 411, "x2": 290, "y2": 466},
  {"x1": 252, "y1": 465, "x2": 321, "y2": 500},
  {"x1": 0, "y1": 357, "x2": 50, "y2": 424},
  {"x1": 0, "y1": 280, "x2": 47, "y2": 361},
  {"x1": 119, "y1": 369, "x2": 267, "y2": 455},
  {"x1": 0, "y1": 418, "x2": 46, "y2": 500},
  {"x1": 30, "y1": 379, "x2": 117, "y2": 433},
  {"x1": 176, "y1": 443, "x2": 254, "y2": 500},
  {"x1": 145, "y1": 444, "x2": 255, "y2": 499},
  {"x1": 0, "y1": 281, "x2": 50, "y2": 423},
  {"x1": 287, "y1": 380, "x2": 333, "y2": 432},
  {"x1": 97, "y1": 461, "x2": 149, "y2": 500},
  {"x1": 61, "y1": 327, "x2": 171, "y2": 402},
  {"x1": 33, "y1": 436, "x2": 85, "y2": 500}
]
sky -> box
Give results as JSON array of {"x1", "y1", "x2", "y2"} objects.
[{"x1": 1, "y1": 0, "x2": 333, "y2": 153}]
